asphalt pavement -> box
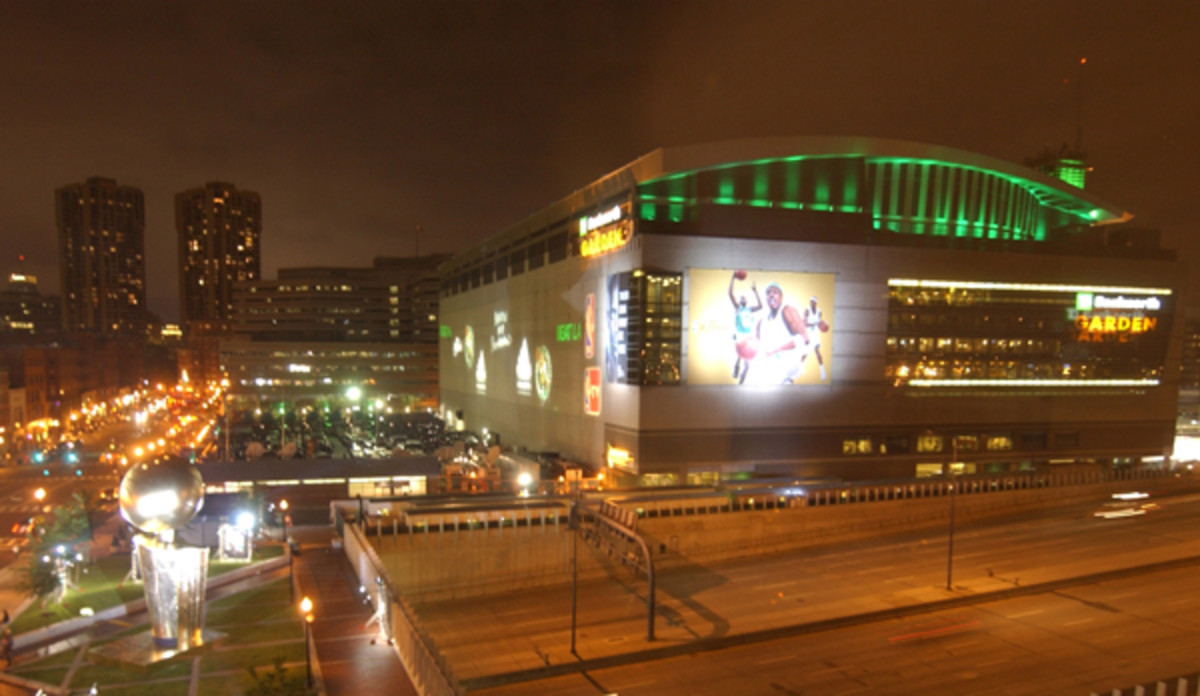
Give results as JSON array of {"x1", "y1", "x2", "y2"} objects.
[{"x1": 405, "y1": 491, "x2": 1200, "y2": 693}]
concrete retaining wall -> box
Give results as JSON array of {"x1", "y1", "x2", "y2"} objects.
[
  {"x1": 372, "y1": 522, "x2": 627, "y2": 603},
  {"x1": 640, "y1": 477, "x2": 1177, "y2": 565},
  {"x1": 370, "y1": 473, "x2": 1192, "y2": 602}
]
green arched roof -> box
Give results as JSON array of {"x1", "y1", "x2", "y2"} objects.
[{"x1": 628, "y1": 136, "x2": 1129, "y2": 225}]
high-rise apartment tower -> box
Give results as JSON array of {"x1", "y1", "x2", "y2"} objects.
[
  {"x1": 55, "y1": 177, "x2": 147, "y2": 334},
  {"x1": 176, "y1": 182, "x2": 262, "y2": 324}
]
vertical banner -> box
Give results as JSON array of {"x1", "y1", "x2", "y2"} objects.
[
  {"x1": 584, "y1": 293, "x2": 596, "y2": 360},
  {"x1": 605, "y1": 273, "x2": 630, "y2": 384}
]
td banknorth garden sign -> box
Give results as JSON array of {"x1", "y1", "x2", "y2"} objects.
[
  {"x1": 1073, "y1": 293, "x2": 1162, "y2": 342},
  {"x1": 579, "y1": 204, "x2": 632, "y2": 259}
]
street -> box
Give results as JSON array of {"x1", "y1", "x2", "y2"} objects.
[{"x1": 408, "y1": 490, "x2": 1200, "y2": 694}]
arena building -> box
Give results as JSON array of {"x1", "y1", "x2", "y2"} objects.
[{"x1": 437, "y1": 137, "x2": 1184, "y2": 485}]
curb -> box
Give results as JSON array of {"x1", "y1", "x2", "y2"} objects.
[{"x1": 0, "y1": 670, "x2": 67, "y2": 695}]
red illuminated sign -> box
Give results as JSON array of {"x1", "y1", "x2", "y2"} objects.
[{"x1": 584, "y1": 367, "x2": 601, "y2": 416}]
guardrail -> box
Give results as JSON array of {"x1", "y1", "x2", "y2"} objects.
[
  {"x1": 341, "y1": 515, "x2": 460, "y2": 696},
  {"x1": 337, "y1": 468, "x2": 1181, "y2": 539},
  {"x1": 1093, "y1": 670, "x2": 1200, "y2": 695}
]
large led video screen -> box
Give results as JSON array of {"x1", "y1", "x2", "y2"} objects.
[{"x1": 688, "y1": 268, "x2": 835, "y2": 386}]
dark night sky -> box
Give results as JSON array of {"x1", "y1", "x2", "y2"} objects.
[{"x1": 2, "y1": 1, "x2": 1198, "y2": 322}]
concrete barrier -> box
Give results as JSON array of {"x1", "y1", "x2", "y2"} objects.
[{"x1": 365, "y1": 473, "x2": 1193, "y2": 601}]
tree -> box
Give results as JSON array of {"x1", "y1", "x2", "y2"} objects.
[
  {"x1": 19, "y1": 496, "x2": 93, "y2": 603},
  {"x1": 71, "y1": 489, "x2": 101, "y2": 541}
]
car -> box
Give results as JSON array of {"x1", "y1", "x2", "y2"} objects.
[
  {"x1": 11, "y1": 518, "x2": 33, "y2": 536},
  {"x1": 1093, "y1": 501, "x2": 1147, "y2": 519}
]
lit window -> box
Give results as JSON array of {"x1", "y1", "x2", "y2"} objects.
[
  {"x1": 916, "y1": 435, "x2": 943, "y2": 453},
  {"x1": 986, "y1": 435, "x2": 1013, "y2": 451}
]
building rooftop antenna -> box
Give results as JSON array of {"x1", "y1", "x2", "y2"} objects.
[{"x1": 1075, "y1": 57, "x2": 1086, "y2": 153}]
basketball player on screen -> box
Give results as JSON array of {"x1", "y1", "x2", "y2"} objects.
[
  {"x1": 802, "y1": 295, "x2": 829, "y2": 381},
  {"x1": 728, "y1": 270, "x2": 762, "y2": 384},
  {"x1": 756, "y1": 282, "x2": 808, "y2": 384}
]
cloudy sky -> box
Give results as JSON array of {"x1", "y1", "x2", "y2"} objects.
[{"x1": 2, "y1": 1, "x2": 1198, "y2": 321}]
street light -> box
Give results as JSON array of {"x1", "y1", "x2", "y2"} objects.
[
  {"x1": 281, "y1": 499, "x2": 293, "y2": 601},
  {"x1": 946, "y1": 435, "x2": 960, "y2": 592},
  {"x1": 299, "y1": 596, "x2": 314, "y2": 689},
  {"x1": 34, "y1": 488, "x2": 45, "y2": 502}
]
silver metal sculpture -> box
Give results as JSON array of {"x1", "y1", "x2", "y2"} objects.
[{"x1": 117, "y1": 457, "x2": 210, "y2": 651}]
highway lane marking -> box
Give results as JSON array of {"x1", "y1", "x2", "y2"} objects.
[
  {"x1": 1107, "y1": 591, "x2": 1140, "y2": 600},
  {"x1": 1064, "y1": 618, "x2": 1095, "y2": 627},
  {"x1": 888, "y1": 620, "x2": 981, "y2": 642},
  {"x1": 855, "y1": 565, "x2": 898, "y2": 575},
  {"x1": 976, "y1": 658, "x2": 1010, "y2": 668},
  {"x1": 754, "y1": 654, "x2": 795, "y2": 665},
  {"x1": 753, "y1": 581, "x2": 794, "y2": 590},
  {"x1": 494, "y1": 607, "x2": 543, "y2": 617},
  {"x1": 1167, "y1": 597, "x2": 1196, "y2": 606},
  {"x1": 616, "y1": 680, "x2": 658, "y2": 690},
  {"x1": 1005, "y1": 609, "x2": 1044, "y2": 619},
  {"x1": 944, "y1": 639, "x2": 980, "y2": 650}
]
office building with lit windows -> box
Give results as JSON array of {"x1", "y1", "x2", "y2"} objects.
[
  {"x1": 56, "y1": 177, "x2": 147, "y2": 335},
  {"x1": 221, "y1": 255, "x2": 448, "y2": 409},
  {"x1": 0, "y1": 271, "x2": 60, "y2": 336},
  {"x1": 438, "y1": 137, "x2": 1184, "y2": 485},
  {"x1": 176, "y1": 181, "x2": 262, "y2": 324}
]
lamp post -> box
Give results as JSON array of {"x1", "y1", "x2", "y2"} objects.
[
  {"x1": 568, "y1": 472, "x2": 581, "y2": 657},
  {"x1": 221, "y1": 379, "x2": 231, "y2": 461},
  {"x1": 300, "y1": 596, "x2": 314, "y2": 689},
  {"x1": 570, "y1": 498, "x2": 578, "y2": 656},
  {"x1": 281, "y1": 500, "x2": 292, "y2": 601},
  {"x1": 946, "y1": 435, "x2": 959, "y2": 591}
]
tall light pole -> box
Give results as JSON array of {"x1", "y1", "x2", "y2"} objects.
[
  {"x1": 300, "y1": 596, "x2": 314, "y2": 689},
  {"x1": 222, "y1": 379, "x2": 231, "y2": 461},
  {"x1": 946, "y1": 435, "x2": 959, "y2": 591},
  {"x1": 568, "y1": 470, "x2": 582, "y2": 657},
  {"x1": 281, "y1": 499, "x2": 292, "y2": 601},
  {"x1": 570, "y1": 497, "x2": 579, "y2": 656}
]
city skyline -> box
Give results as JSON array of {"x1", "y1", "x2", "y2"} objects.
[{"x1": 2, "y1": 1, "x2": 1198, "y2": 323}]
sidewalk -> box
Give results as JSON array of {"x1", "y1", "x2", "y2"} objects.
[{"x1": 290, "y1": 526, "x2": 418, "y2": 696}]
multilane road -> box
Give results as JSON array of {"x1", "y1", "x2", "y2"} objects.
[
  {"x1": 409, "y1": 486, "x2": 1200, "y2": 694},
  {"x1": 0, "y1": 411, "x2": 188, "y2": 571},
  {"x1": 472, "y1": 563, "x2": 1200, "y2": 695}
]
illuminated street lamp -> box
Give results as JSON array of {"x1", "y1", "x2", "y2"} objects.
[
  {"x1": 946, "y1": 435, "x2": 961, "y2": 591},
  {"x1": 281, "y1": 499, "x2": 293, "y2": 600},
  {"x1": 299, "y1": 596, "x2": 315, "y2": 688},
  {"x1": 34, "y1": 487, "x2": 46, "y2": 503}
]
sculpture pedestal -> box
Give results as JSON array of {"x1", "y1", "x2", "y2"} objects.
[
  {"x1": 90, "y1": 543, "x2": 222, "y2": 670},
  {"x1": 139, "y1": 544, "x2": 209, "y2": 650},
  {"x1": 89, "y1": 628, "x2": 227, "y2": 671}
]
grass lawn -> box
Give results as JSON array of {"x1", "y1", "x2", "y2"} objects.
[
  {"x1": 14, "y1": 575, "x2": 310, "y2": 695},
  {"x1": 10, "y1": 543, "x2": 286, "y2": 635}
]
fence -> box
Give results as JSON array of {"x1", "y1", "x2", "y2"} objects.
[
  {"x1": 341, "y1": 516, "x2": 461, "y2": 696},
  {"x1": 1093, "y1": 672, "x2": 1200, "y2": 695}
]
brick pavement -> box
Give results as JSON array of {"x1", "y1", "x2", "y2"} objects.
[{"x1": 291, "y1": 527, "x2": 418, "y2": 696}]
